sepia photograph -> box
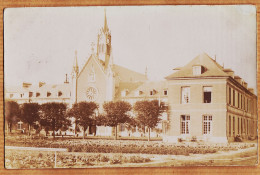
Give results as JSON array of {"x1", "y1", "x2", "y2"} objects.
[{"x1": 4, "y1": 5, "x2": 258, "y2": 169}]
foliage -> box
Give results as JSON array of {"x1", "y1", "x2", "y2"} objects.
[
  {"x1": 39, "y1": 102, "x2": 68, "y2": 138},
  {"x1": 20, "y1": 103, "x2": 40, "y2": 135},
  {"x1": 5, "y1": 101, "x2": 21, "y2": 133},
  {"x1": 67, "y1": 102, "x2": 98, "y2": 139},
  {"x1": 134, "y1": 100, "x2": 166, "y2": 141},
  {"x1": 102, "y1": 101, "x2": 132, "y2": 140}
]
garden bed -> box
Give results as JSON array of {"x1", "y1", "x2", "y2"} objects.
[{"x1": 5, "y1": 137, "x2": 255, "y2": 156}]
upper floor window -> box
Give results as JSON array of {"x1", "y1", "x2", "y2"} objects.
[
  {"x1": 193, "y1": 65, "x2": 203, "y2": 76},
  {"x1": 233, "y1": 90, "x2": 235, "y2": 106},
  {"x1": 181, "y1": 87, "x2": 190, "y2": 104},
  {"x1": 203, "y1": 86, "x2": 212, "y2": 103},
  {"x1": 164, "y1": 90, "x2": 168, "y2": 96},
  {"x1": 10, "y1": 94, "x2": 14, "y2": 98},
  {"x1": 228, "y1": 87, "x2": 231, "y2": 104}
]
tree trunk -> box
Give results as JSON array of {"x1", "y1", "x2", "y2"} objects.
[
  {"x1": 148, "y1": 127, "x2": 150, "y2": 141},
  {"x1": 115, "y1": 125, "x2": 117, "y2": 140},
  {"x1": 83, "y1": 127, "x2": 85, "y2": 139},
  {"x1": 28, "y1": 124, "x2": 31, "y2": 136}
]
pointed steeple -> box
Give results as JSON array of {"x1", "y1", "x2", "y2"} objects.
[
  {"x1": 103, "y1": 9, "x2": 109, "y2": 32},
  {"x1": 73, "y1": 50, "x2": 79, "y2": 76},
  {"x1": 145, "y1": 66, "x2": 148, "y2": 79}
]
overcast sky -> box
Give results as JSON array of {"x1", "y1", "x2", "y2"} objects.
[{"x1": 4, "y1": 5, "x2": 257, "y2": 91}]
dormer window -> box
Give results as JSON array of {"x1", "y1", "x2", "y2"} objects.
[
  {"x1": 36, "y1": 92, "x2": 40, "y2": 97},
  {"x1": 121, "y1": 90, "x2": 128, "y2": 97},
  {"x1": 47, "y1": 92, "x2": 51, "y2": 97},
  {"x1": 29, "y1": 92, "x2": 33, "y2": 98},
  {"x1": 193, "y1": 65, "x2": 205, "y2": 76},
  {"x1": 58, "y1": 91, "x2": 62, "y2": 97},
  {"x1": 150, "y1": 90, "x2": 156, "y2": 96}
]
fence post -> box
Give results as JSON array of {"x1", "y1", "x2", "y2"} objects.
[{"x1": 55, "y1": 151, "x2": 57, "y2": 168}]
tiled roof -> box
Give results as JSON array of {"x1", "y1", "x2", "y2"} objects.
[
  {"x1": 116, "y1": 80, "x2": 168, "y2": 99},
  {"x1": 113, "y1": 64, "x2": 147, "y2": 82},
  {"x1": 5, "y1": 83, "x2": 72, "y2": 99},
  {"x1": 165, "y1": 53, "x2": 229, "y2": 79}
]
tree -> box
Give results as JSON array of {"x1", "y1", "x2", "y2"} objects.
[
  {"x1": 103, "y1": 101, "x2": 132, "y2": 140},
  {"x1": 5, "y1": 101, "x2": 20, "y2": 133},
  {"x1": 67, "y1": 102, "x2": 98, "y2": 139},
  {"x1": 39, "y1": 102, "x2": 68, "y2": 139},
  {"x1": 134, "y1": 100, "x2": 166, "y2": 141},
  {"x1": 20, "y1": 103, "x2": 40, "y2": 136}
]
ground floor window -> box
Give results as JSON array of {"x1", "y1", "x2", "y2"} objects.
[
  {"x1": 180, "y1": 115, "x2": 190, "y2": 134},
  {"x1": 203, "y1": 115, "x2": 212, "y2": 135},
  {"x1": 233, "y1": 116, "x2": 235, "y2": 135},
  {"x1": 17, "y1": 121, "x2": 23, "y2": 130},
  {"x1": 229, "y1": 115, "x2": 231, "y2": 136}
]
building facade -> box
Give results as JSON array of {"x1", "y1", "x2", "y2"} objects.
[{"x1": 5, "y1": 12, "x2": 257, "y2": 142}]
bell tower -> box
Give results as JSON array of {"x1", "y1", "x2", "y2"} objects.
[{"x1": 97, "y1": 9, "x2": 111, "y2": 67}]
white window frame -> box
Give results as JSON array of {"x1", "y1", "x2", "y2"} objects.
[
  {"x1": 203, "y1": 86, "x2": 212, "y2": 103},
  {"x1": 17, "y1": 121, "x2": 23, "y2": 130},
  {"x1": 203, "y1": 115, "x2": 212, "y2": 135},
  {"x1": 193, "y1": 65, "x2": 202, "y2": 75},
  {"x1": 180, "y1": 115, "x2": 190, "y2": 135},
  {"x1": 181, "y1": 87, "x2": 190, "y2": 104}
]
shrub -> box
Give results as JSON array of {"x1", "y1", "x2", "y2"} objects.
[
  {"x1": 235, "y1": 135, "x2": 242, "y2": 142},
  {"x1": 191, "y1": 136, "x2": 197, "y2": 142}
]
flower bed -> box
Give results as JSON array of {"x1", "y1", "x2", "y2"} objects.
[
  {"x1": 5, "y1": 149, "x2": 151, "y2": 169},
  {"x1": 5, "y1": 137, "x2": 255, "y2": 156}
]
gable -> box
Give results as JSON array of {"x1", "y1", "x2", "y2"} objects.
[{"x1": 165, "y1": 53, "x2": 229, "y2": 79}]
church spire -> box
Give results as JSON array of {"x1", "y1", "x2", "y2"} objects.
[
  {"x1": 73, "y1": 50, "x2": 79, "y2": 76},
  {"x1": 103, "y1": 9, "x2": 109, "y2": 32}
]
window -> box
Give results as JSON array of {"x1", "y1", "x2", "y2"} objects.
[
  {"x1": 150, "y1": 90, "x2": 156, "y2": 96},
  {"x1": 47, "y1": 92, "x2": 51, "y2": 97},
  {"x1": 203, "y1": 115, "x2": 212, "y2": 135},
  {"x1": 121, "y1": 90, "x2": 128, "y2": 97},
  {"x1": 238, "y1": 92, "x2": 240, "y2": 108},
  {"x1": 233, "y1": 116, "x2": 235, "y2": 135},
  {"x1": 193, "y1": 65, "x2": 202, "y2": 75},
  {"x1": 10, "y1": 94, "x2": 14, "y2": 98},
  {"x1": 17, "y1": 121, "x2": 23, "y2": 130},
  {"x1": 229, "y1": 115, "x2": 231, "y2": 136},
  {"x1": 233, "y1": 90, "x2": 235, "y2": 106},
  {"x1": 36, "y1": 92, "x2": 40, "y2": 97},
  {"x1": 58, "y1": 91, "x2": 62, "y2": 97},
  {"x1": 180, "y1": 115, "x2": 190, "y2": 134},
  {"x1": 181, "y1": 87, "x2": 190, "y2": 104},
  {"x1": 241, "y1": 94, "x2": 243, "y2": 109},
  {"x1": 238, "y1": 117, "x2": 240, "y2": 135},
  {"x1": 229, "y1": 87, "x2": 231, "y2": 104},
  {"x1": 139, "y1": 91, "x2": 143, "y2": 95},
  {"x1": 164, "y1": 90, "x2": 168, "y2": 96},
  {"x1": 29, "y1": 92, "x2": 33, "y2": 98},
  {"x1": 203, "y1": 87, "x2": 212, "y2": 103}
]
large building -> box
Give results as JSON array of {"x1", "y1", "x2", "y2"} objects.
[{"x1": 5, "y1": 12, "x2": 257, "y2": 142}]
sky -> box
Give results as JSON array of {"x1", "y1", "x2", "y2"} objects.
[{"x1": 4, "y1": 5, "x2": 257, "y2": 92}]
